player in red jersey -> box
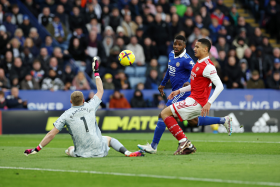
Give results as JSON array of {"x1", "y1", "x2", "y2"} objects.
[{"x1": 161, "y1": 38, "x2": 232, "y2": 155}]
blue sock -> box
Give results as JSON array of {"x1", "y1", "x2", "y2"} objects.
[
  {"x1": 198, "y1": 116, "x2": 226, "y2": 126},
  {"x1": 151, "y1": 118, "x2": 166, "y2": 149}
]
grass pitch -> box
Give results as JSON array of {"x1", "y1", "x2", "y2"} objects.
[{"x1": 0, "y1": 133, "x2": 280, "y2": 187}]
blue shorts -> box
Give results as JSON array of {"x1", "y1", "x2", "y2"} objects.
[{"x1": 166, "y1": 92, "x2": 191, "y2": 107}]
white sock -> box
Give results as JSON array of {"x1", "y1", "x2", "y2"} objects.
[
  {"x1": 124, "y1": 151, "x2": 132, "y2": 156},
  {"x1": 179, "y1": 138, "x2": 187, "y2": 143}
]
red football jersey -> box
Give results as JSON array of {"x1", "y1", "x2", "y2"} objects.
[{"x1": 189, "y1": 58, "x2": 215, "y2": 107}]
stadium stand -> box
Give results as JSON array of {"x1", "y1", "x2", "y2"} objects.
[{"x1": 0, "y1": 0, "x2": 279, "y2": 110}]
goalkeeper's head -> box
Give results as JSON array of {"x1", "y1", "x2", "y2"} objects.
[{"x1": 70, "y1": 91, "x2": 84, "y2": 106}]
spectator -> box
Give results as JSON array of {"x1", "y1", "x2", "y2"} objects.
[
  {"x1": 135, "y1": 28, "x2": 144, "y2": 46},
  {"x1": 145, "y1": 69, "x2": 161, "y2": 89},
  {"x1": 222, "y1": 16, "x2": 235, "y2": 39},
  {"x1": 102, "y1": 36, "x2": 114, "y2": 58},
  {"x1": 19, "y1": 15, "x2": 33, "y2": 38},
  {"x1": 273, "y1": 59, "x2": 280, "y2": 73},
  {"x1": 131, "y1": 89, "x2": 146, "y2": 108},
  {"x1": 57, "y1": 0, "x2": 73, "y2": 15},
  {"x1": 14, "y1": 28, "x2": 25, "y2": 46},
  {"x1": 0, "y1": 51, "x2": 13, "y2": 75},
  {"x1": 70, "y1": 27, "x2": 87, "y2": 49},
  {"x1": 188, "y1": 27, "x2": 201, "y2": 44},
  {"x1": 216, "y1": 0, "x2": 229, "y2": 16},
  {"x1": 249, "y1": 27, "x2": 263, "y2": 47},
  {"x1": 218, "y1": 50, "x2": 227, "y2": 70},
  {"x1": 42, "y1": 0, "x2": 57, "y2": 13},
  {"x1": 113, "y1": 70, "x2": 131, "y2": 90},
  {"x1": 143, "y1": 0, "x2": 156, "y2": 15},
  {"x1": 0, "y1": 91, "x2": 7, "y2": 109},
  {"x1": 55, "y1": 5, "x2": 69, "y2": 30},
  {"x1": 194, "y1": 15, "x2": 204, "y2": 29},
  {"x1": 62, "y1": 65, "x2": 75, "y2": 84},
  {"x1": 229, "y1": 5, "x2": 239, "y2": 26},
  {"x1": 173, "y1": 0, "x2": 187, "y2": 17},
  {"x1": 0, "y1": 25, "x2": 8, "y2": 56},
  {"x1": 3, "y1": 13, "x2": 17, "y2": 38},
  {"x1": 116, "y1": 26, "x2": 130, "y2": 45},
  {"x1": 158, "y1": 0, "x2": 170, "y2": 14},
  {"x1": 46, "y1": 15, "x2": 68, "y2": 49},
  {"x1": 170, "y1": 14, "x2": 182, "y2": 38},
  {"x1": 224, "y1": 56, "x2": 243, "y2": 89},
  {"x1": 38, "y1": 7, "x2": 54, "y2": 27},
  {"x1": 211, "y1": 8, "x2": 224, "y2": 25},
  {"x1": 109, "y1": 90, "x2": 131, "y2": 109},
  {"x1": 20, "y1": 73, "x2": 40, "y2": 90},
  {"x1": 0, "y1": 4, "x2": 4, "y2": 24},
  {"x1": 41, "y1": 69, "x2": 64, "y2": 91},
  {"x1": 240, "y1": 59, "x2": 251, "y2": 87},
  {"x1": 6, "y1": 86, "x2": 28, "y2": 108},
  {"x1": 146, "y1": 58, "x2": 161, "y2": 77},
  {"x1": 30, "y1": 59, "x2": 45, "y2": 84},
  {"x1": 126, "y1": 36, "x2": 145, "y2": 66},
  {"x1": 68, "y1": 38, "x2": 86, "y2": 62},
  {"x1": 10, "y1": 57, "x2": 28, "y2": 82},
  {"x1": 262, "y1": 37, "x2": 273, "y2": 56},
  {"x1": 86, "y1": 18, "x2": 101, "y2": 35},
  {"x1": 87, "y1": 30, "x2": 106, "y2": 60},
  {"x1": 11, "y1": 4, "x2": 23, "y2": 25},
  {"x1": 247, "y1": 70, "x2": 265, "y2": 89},
  {"x1": 272, "y1": 48, "x2": 280, "y2": 65},
  {"x1": 72, "y1": 71, "x2": 90, "y2": 90},
  {"x1": 204, "y1": 0, "x2": 216, "y2": 13},
  {"x1": 85, "y1": 3, "x2": 98, "y2": 24},
  {"x1": 101, "y1": 5, "x2": 110, "y2": 27},
  {"x1": 156, "y1": 5, "x2": 166, "y2": 21},
  {"x1": 38, "y1": 48, "x2": 50, "y2": 70},
  {"x1": 69, "y1": 6, "x2": 85, "y2": 31},
  {"x1": 48, "y1": 57, "x2": 63, "y2": 78},
  {"x1": 21, "y1": 47, "x2": 34, "y2": 67},
  {"x1": 237, "y1": 17, "x2": 253, "y2": 37},
  {"x1": 190, "y1": 0, "x2": 201, "y2": 16},
  {"x1": 209, "y1": 18, "x2": 221, "y2": 44},
  {"x1": 24, "y1": 0, "x2": 39, "y2": 17},
  {"x1": 143, "y1": 37, "x2": 159, "y2": 63},
  {"x1": 7, "y1": 38, "x2": 22, "y2": 58},
  {"x1": 109, "y1": 8, "x2": 122, "y2": 33},
  {"x1": 215, "y1": 36, "x2": 229, "y2": 53},
  {"x1": 182, "y1": 18, "x2": 194, "y2": 39},
  {"x1": 0, "y1": 68, "x2": 10, "y2": 90},
  {"x1": 23, "y1": 37, "x2": 39, "y2": 57},
  {"x1": 200, "y1": 6, "x2": 212, "y2": 29},
  {"x1": 103, "y1": 73, "x2": 114, "y2": 90},
  {"x1": 233, "y1": 28, "x2": 249, "y2": 46},
  {"x1": 234, "y1": 37, "x2": 249, "y2": 60},
  {"x1": 42, "y1": 35, "x2": 55, "y2": 55},
  {"x1": 29, "y1": 28, "x2": 42, "y2": 49},
  {"x1": 122, "y1": 14, "x2": 138, "y2": 37},
  {"x1": 153, "y1": 94, "x2": 166, "y2": 108},
  {"x1": 267, "y1": 71, "x2": 280, "y2": 89},
  {"x1": 116, "y1": 37, "x2": 126, "y2": 51},
  {"x1": 52, "y1": 47, "x2": 71, "y2": 69},
  {"x1": 250, "y1": 47, "x2": 272, "y2": 79},
  {"x1": 265, "y1": 0, "x2": 280, "y2": 39}
]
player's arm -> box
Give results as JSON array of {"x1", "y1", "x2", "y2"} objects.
[
  {"x1": 24, "y1": 127, "x2": 60, "y2": 156},
  {"x1": 201, "y1": 65, "x2": 224, "y2": 116},
  {"x1": 167, "y1": 84, "x2": 191, "y2": 100},
  {"x1": 92, "y1": 57, "x2": 104, "y2": 100},
  {"x1": 159, "y1": 69, "x2": 170, "y2": 96}
]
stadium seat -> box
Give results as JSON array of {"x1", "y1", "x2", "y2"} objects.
[
  {"x1": 124, "y1": 66, "x2": 135, "y2": 77},
  {"x1": 135, "y1": 66, "x2": 147, "y2": 77},
  {"x1": 129, "y1": 77, "x2": 146, "y2": 89},
  {"x1": 160, "y1": 65, "x2": 167, "y2": 73},
  {"x1": 158, "y1": 55, "x2": 168, "y2": 66}
]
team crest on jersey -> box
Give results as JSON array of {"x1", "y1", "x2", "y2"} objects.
[
  {"x1": 196, "y1": 67, "x2": 199, "y2": 71},
  {"x1": 176, "y1": 62, "x2": 180, "y2": 67},
  {"x1": 169, "y1": 60, "x2": 170, "y2": 62}
]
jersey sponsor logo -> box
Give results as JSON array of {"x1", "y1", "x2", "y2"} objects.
[
  {"x1": 176, "y1": 62, "x2": 180, "y2": 67},
  {"x1": 210, "y1": 70, "x2": 217, "y2": 75},
  {"x1": 196, "y1": 67, "x2": 199, "y2": 72},
  {"x1": 168, "y1": 65, "x2": 176, "y2": 76}
]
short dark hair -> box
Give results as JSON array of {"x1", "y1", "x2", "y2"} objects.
[
  {"x1": 175, "y1": 35, "x2": 186, "y2": 42},
  {"x1": 198, "y1": 38, "x2": 211, "y2": 52}
]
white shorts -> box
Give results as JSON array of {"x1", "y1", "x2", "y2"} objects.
[{"x1": 170, "y1": 97, "x2": 202, "y2": 121}]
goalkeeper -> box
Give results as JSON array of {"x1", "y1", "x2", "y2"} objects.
[{"x1": 24, "y1": 57, "x2": 144, "y2": 158}]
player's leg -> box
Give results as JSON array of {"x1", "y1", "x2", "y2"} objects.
[
  {"x1": 197, "y1": 116, "x2": 232, "y2": 136},
  {"x1": 65, "y1": 146, "x2": 76, "y2": 157},
  {"x1": 104, "y1": 136, "x2": 144, "y2": 157}
]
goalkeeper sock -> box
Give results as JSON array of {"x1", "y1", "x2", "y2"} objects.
[
  {"x1": 151, "y1": 118, "x2": 165, "y2": 149},
  {"x1": 198, "y1": 116, "x2": 226, "y2": 126},
  {"x1": 164, "y1": 116, "x2": 187, "y2": 142},
  {"x1": 110, "y1": 138, "x2": 128, "y2": 154}
]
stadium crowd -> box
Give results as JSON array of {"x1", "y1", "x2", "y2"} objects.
[{"x1": 0, "y1": 0, "x2": 279, "y2": 109}]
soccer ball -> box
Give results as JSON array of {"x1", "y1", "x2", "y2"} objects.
[{"x1": 118, "y1": 50, "x2": 135, "y2": 66}]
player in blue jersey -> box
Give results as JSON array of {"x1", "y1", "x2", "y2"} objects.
[{"x1": 138, "y1": 35, "x2": 198, "y2": 154}]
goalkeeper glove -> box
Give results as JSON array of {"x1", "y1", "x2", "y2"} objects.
[
  {"x1": 24, "y1": 144, "x2": 43, "y2": 156},
  {"x1": 92, "y1": 57, "x2": 100, "y2": 78}
]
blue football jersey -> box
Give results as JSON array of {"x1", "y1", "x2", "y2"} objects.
[{"x1": 161, "y1": 49, "x2": 195, "y2": 91}]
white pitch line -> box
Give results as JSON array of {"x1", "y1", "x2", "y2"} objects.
[
  {"x1": 193, "y1": 140, "x2": 280, "y2": 144},
  {"x1": 1, "y1": 166, "x2": 280, "y2": 186}
]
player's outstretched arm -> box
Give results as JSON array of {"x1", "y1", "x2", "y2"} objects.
[
  {"x1": 167, "y1": 84, "x2": 191, "y2": 100},
  {"x1": 24, "y1": 127, "x2": 59, "y2": 156},
  {"x1": 92, "y1": 57, "x2": 104, "y2": 100}
]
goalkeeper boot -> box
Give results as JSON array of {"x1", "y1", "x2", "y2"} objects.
[
  {"x1": 126, "y1": 150, "x2": 145, "y2": 157},
  {"x1": 223, "y1": 116, "x2": 233, "y2": 136},
  {"x1": 137, "y1": 143, "x2": 157, "y2": 154}
]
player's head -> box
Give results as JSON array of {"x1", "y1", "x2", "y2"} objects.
[
  {"x1": 194, "y1": 38, "x2": 211, "y2": 59},
  {"x1": 173, "y1": 35, "x2": 186, "y2": 56},
  {"x1": 70, "y1": 91, "x2": 84, "y2": 106}
]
